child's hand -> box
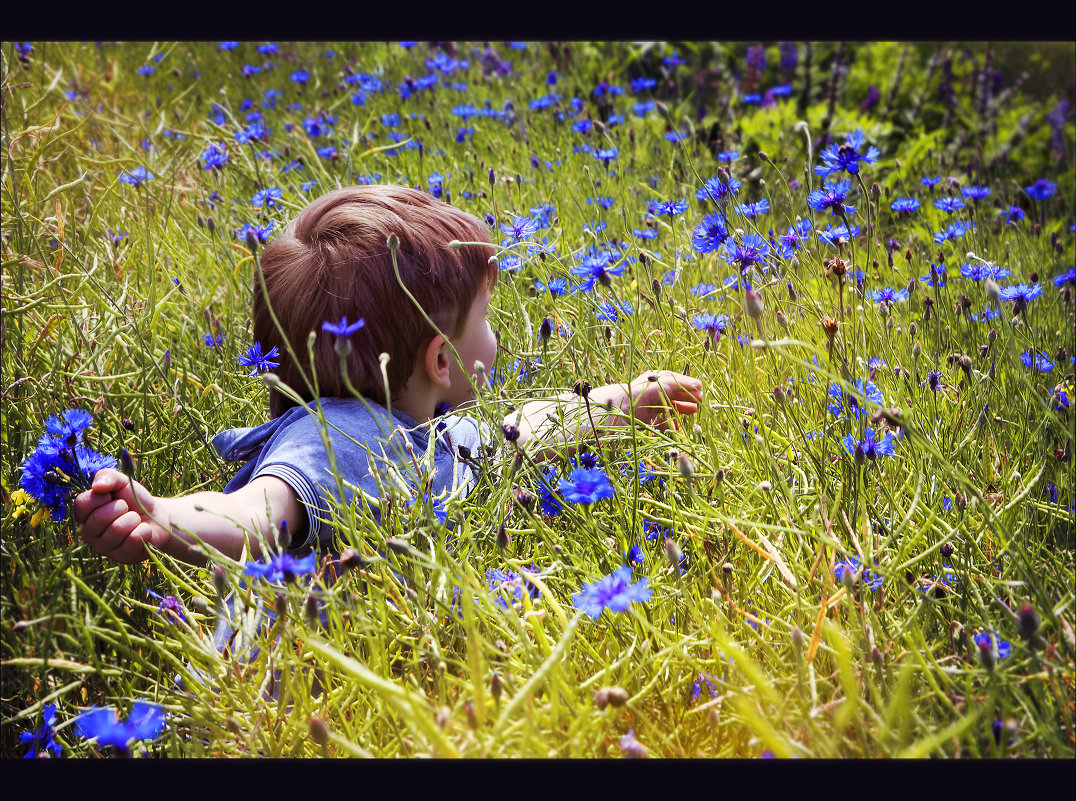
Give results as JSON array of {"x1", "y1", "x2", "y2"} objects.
[
  {"x1": 73, "y1": 468, "x2": 170, "y2": 564},
  {"x1": 626, "y1": 371, "x2": 703, "y2": 429}
]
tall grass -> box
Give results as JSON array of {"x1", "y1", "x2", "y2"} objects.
[{"x1": 2, "y1": 40, "x2": 1073, "y2": 758}]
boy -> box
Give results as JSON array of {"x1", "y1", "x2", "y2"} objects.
[{"x1": 75, "y1": 185, "x2": 703, "y2": 566}]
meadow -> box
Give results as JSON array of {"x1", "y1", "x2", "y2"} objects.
[{"x1": 2, "y1": 40, "x2": 1074, "y2": 758}]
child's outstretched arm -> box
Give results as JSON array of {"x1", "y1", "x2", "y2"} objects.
[
  {"x1": 508, "y1": 370, "x2": 703, "y2": 458},
  {"x1": 73, "y1": 469, "x2": 303, "y2": 567}
]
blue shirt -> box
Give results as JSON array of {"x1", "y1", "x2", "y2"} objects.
[{"x1": 211, "y1": 397, "x2": 486, "y2": 552}]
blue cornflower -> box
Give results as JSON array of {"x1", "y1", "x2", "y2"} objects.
[
  {"x1": 119, "y1": 166, "x2": 154, "y2": 187},
  {"x1": 920, "y1": 176, "x2": 943, "y2": 187},
  {"x1": 235, "y1": 121, "x2": 267, "y2": 144},
  {"x1": 572, "y1": 119, "x2": 593, "y2": 134},
  {"x1": 408, "y1": 493, "x2": 447, "y2": 524},
  {"x1": 290, "y1": 69, "x2": 309, "y2": 83},
  {"x1": 44, "y1": 408, "x2": 94, "y2": 442},
  {"x1": 631, "y1": 77, "x2": 658, "y2": 92},
  {"x1": 871, "y1": 286, "x2": 909, "y2": 303},
  {"x1": 690, "y1": 673, "x2": 718, "y2": 703},
  {"x1": 717, "y1": 150, "x2": 739, "y2": 162},
  {"x1": 736, "y1": 198, "x2": 771, "y2": 218},
  {"x1": 691, "y1": 213, "x2": 729, "y2": 254},
  {"x1": 842, "y1": 428, "x2": 898, "y2": 461},
  {"x1": 973, "y1": 632, "x2": 1012, "y2": 660},
  {"x1": 486, "y1": 566, "x2": 540, "y2": 609},
  {"x1": 817, "y1": 223, "x2": 860, "y2": 247},
  {"x1": 890, "y1": 197, "x2": 920, "y2": 214},
  {"x1": 691, "y1": 283, "x2": 719, "y2": 298},
  {"x1": 595, "y1": 148, "x2": 618, "y2": 164},
  {"x1": 322, "y1": 316, "x2": 365, "y2": 336},
  {"x1": 932, "y1": 220, "x2": 971, "y2": 244},
  {"x1": 1020, "y1": 352, "x2": 1054, "y2": 373},
  {"x1": 204, "y1": 333, "x2": 223, "y2": 348},
  {"x1": 633, "y1": 227, "x2": 658, "y2": 240},
  {"x1": 597, "y1": 300, "x2": 633, "y2": 323},
  {"x1": 962, "y1": 185, "x2": 990, "y2": 201},
  {"x1": 251, "y1": 187, "x2": 282, "y2": 209},
  {"x1": 960, "y1": 262, "x2": 1011, "y2": 281},
  {"x1": 147, "y1": 589, "x2": 188, "y2": 625},
  {"x1": 536, "y1": 466, "x2": 564, "y2": 517},
  {"x1": 720, "y1": 233, "x2": 770, "y2": 271},
  {"x1": 535, "y1": 278, "x2": 571, "y2": 297},
  {"x1": 619, "y1": 729, "x2": 649, "y2": 758},
  {"x1": 828, "y1": 379, "x2": 883, "y2": 419},
  {"x1": 501, "y1": 215, "x2": 540, "y2": 243},
  {"x1": 644, "y1": 519, "x2": 671, "y2": 541},
  {"x1": 571, "y1": 251, "x2": 625, "y2": 292},
  {"x1": 201, "y1": 143, "x2": 229, "y2": 170},
  {"x1": 814, "y1": 130, "x2": 880, "y2": 178},
  {"x1": 219, "y1": 42, "x2": 239, "y2": 50},
  {"x1": 999, "y1": 205, "x2": 1026, "y2": 223},
  {"x1": 243, "y1": 551, "x2": 317, "y2": 583},
  {"x1": 742, "y1": 93, "x2": 762, "y2": 104},
  {"x1": 626, "y1": 545, "x2": 645, "y2": 566},
  {"x1": 696, "y1": 175, "x2": 743, "y2": 203},
  {"x1": 75, "y1": 701, "x2": 166, "y2": 750},
  {"x1": 777, "y1": 219, "x2": 812, "y2": 258},
  {"x1": 573, "y1": 566, "x2": 651, "y2": 619},
  {"x1": 934, "y1": 196, "x2": 966, "y2": 214},
  {"x1": 237, "y1": 342, "x2": 280, "y2": 377},
  {"x1": 258, "y1": 43, "x2": 279, "y2": 54},
  {"x1": 808, "y1": 180, "x2": 856, "y2": 216},
  {"x1": 237, "y1": 221, "x2": 275, "y2": 245},
  {"x1": 19, "y1": 703, "x2": 62, "y2": 758},
  {"x1": 586, "y1": 196, "x2": 615, "y2": 210},
  {"x1": 1053, "y1": 269, "x2": 1075, "y2": 287},
  {"x1": 558, "y1": 466, "x2": 615, "y2": 505},
  {"x1": 1025, "y1": 179, "x2": 1057, "y2": 201},
  {"x1": 834, "y1": 557, "x2": 884, "y2": 590},
  {"x1": 998, "y1": 283, "x2": 1043, "y2": 306},
  {"x1": 693, "y1": 312, "x2": 730, "y2": 336},
  {"x1": 648, "y1": 198, "x2": 689, "y2": 217}
]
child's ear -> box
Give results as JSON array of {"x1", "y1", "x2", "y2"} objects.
[{"x1": 422, "y1": 334, "x2": 452, "y2": 389}]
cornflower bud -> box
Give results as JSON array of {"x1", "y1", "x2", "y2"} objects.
[
  {"x1": 386, "y1": 538, "x2": 412, "y2": 556},
  {"x1": 573, "y1": 379, "x2": 592, "y2": 398},
  {"x1": 912, "y1": 341, "x2": 921, "y2": 359},
  {"x1": 206, "y1": 216, "x2": 216, "y2": 233},
  {"x1": 308, "y1": 715, "x2": 330, "y2": 746},
  {"x1": 386, "y1": 233, "x2": 400, "y2": 251},
  {"x1": 488, "y1": 168, "x2": 496, "y2": 186},
  {"x1": 465, "y1": 702, "x2": 478, "y2": 730},
  {"x1": 496, "y1": 526, "x2": 510, "y2": 549},
  {"x1": 664, "y1": 537, "x2": 683, "y2": 569},
  {"x1": 677, "y1": 453, "x2": 694, "y2": 479},
  {"x1": 940, "y1": 542, "x2": 954, "y2": 559},
  {"x1": 1017, "y1": 602, "x2": 1039, "y2": 645},
  {"x1": 339, "y1": 548, "x2": 365, "y2": 573},
  {"x1": 744, "y1": 288, "x2": 764, "y2": 319},
  {"x1": 245, "y1": 229, "x2": 259, "y2": 254},
  {"x1": 490, "y1": 671, "x2": 503, "y2": 703},
  {"x1": 514, "y1": 488, "x2": 535, "y2": 511},
  {"x1": 909, "y1": 321, "x2": 918, "y2": 338},
  {"x1": 120, "y1": 448, "x2": 136, "y2": 478},
  {"x1": 773, "y1": 386, "x2": 787, "y2": 405},
  {"x1": 304, "y1": 593, "x2": 319, "y2": 626},
  {"x1": 988, "y1": 328, "x2": 997, "y2": 344},
  {"x1": 539, "y1": 317, "x2": 552, "y2": 341},
  {"x1": 791, "y1": 626, "x2": 804, "y2": 651},
  {"x1": 978, "y1": 637, "x2": 996, "y2": 670},
  {"x1": 274, "y1": 593, "x2": 287, "y2": 618},
  {"x1": 985, "y1": 278, "x2": 1000, "y2": 301},
  {"x1": 715, "y1": 468, "x2": 725, "y2": 484},
  {"x1": 212, "y1": 565, "x2": 227, "y2": 597},
  {"x1": 501, "y1": 423, "x2": 520, "y2": 443}
]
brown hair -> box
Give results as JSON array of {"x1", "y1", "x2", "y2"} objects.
[{"x1": 252, "y1": 185, "x2": 497, "y2": 418}]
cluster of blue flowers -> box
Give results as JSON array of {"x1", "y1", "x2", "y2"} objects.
[{"x1": 19, "y1": 409, "x2": 117, "y2": 522}]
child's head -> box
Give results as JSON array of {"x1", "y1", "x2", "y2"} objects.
[{"x1": 253, "y1": 185, "x2": 497, "y2": 417}]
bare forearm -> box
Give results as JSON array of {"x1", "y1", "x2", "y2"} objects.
[{"x1": 156, "y1": 491, "x2": 276, "y2": 566}]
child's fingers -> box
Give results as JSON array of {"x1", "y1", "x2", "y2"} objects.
[
  {"x1": 73, "y1": 488, "x2": 116, "y2": 526},
  {"x1": 90, "y1": 468, "x2": 129, "y2": 495},
  {"x1": 79, "y1": 498, "x2": 130, "y2": 544},
  {"x1": 86, "y1": 508, "x2": 140, "y2": 554},
  {"x1": 109, "y1": 523, "x2": 154, "y2": 564},
  {"x1": 672, "y1": 400, "x2": 698, "y2": 415}
]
